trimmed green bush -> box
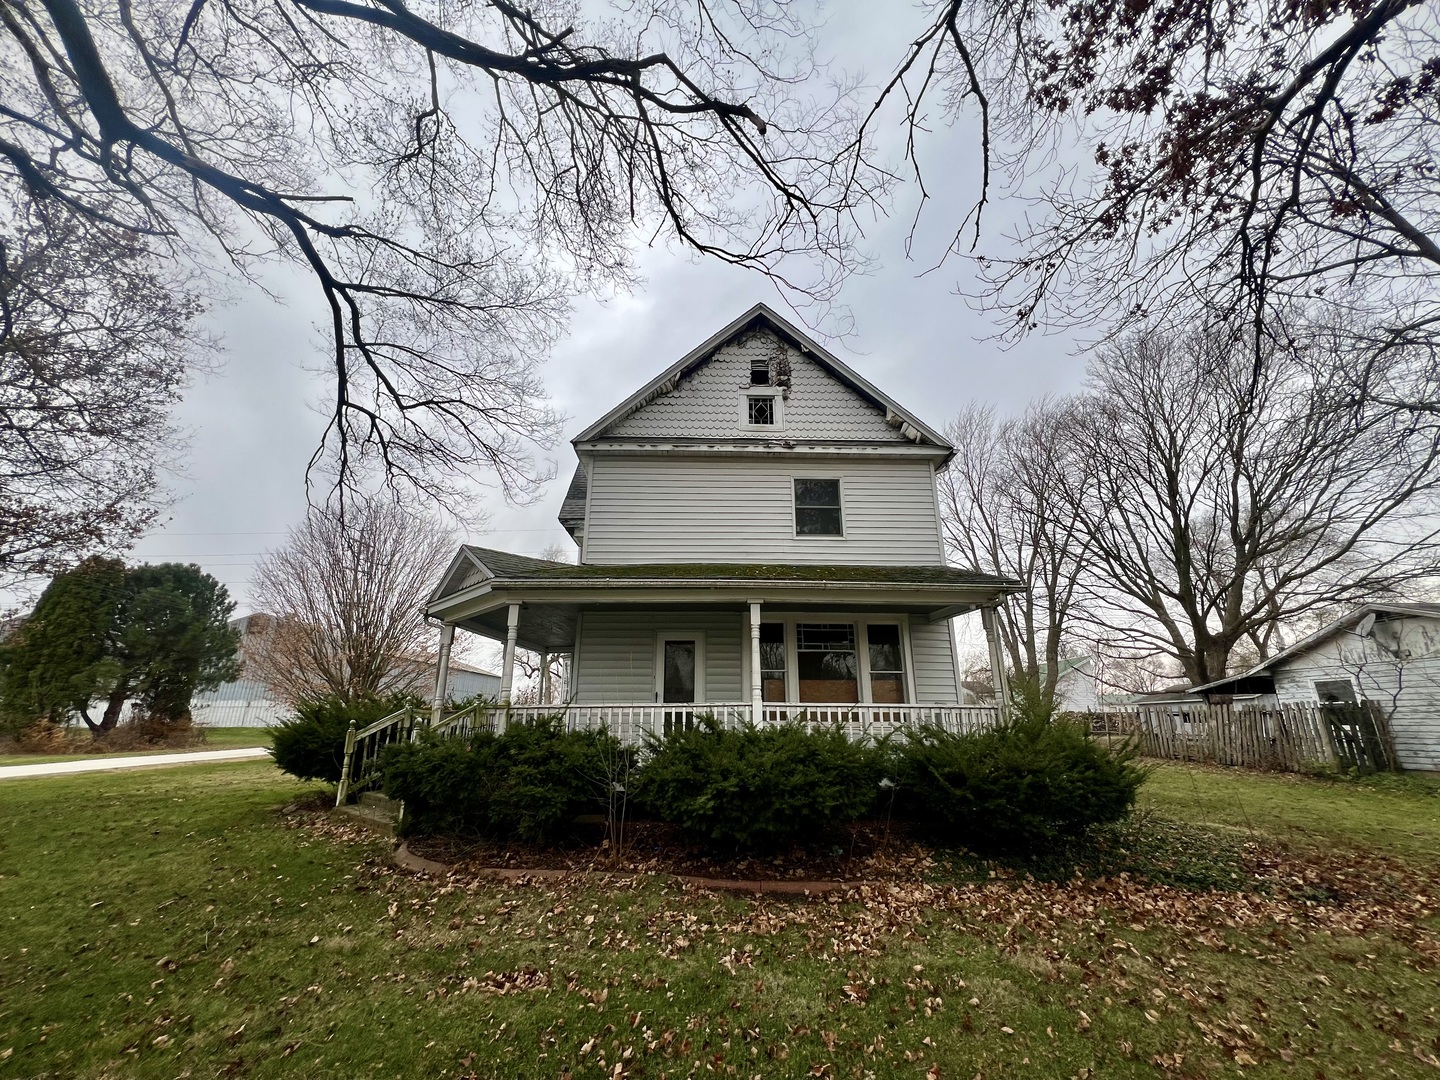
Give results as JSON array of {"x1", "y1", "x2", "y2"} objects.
[
  {"x1": 380, "y1": 716, "x2": 624, "y2": 842},
  {"x1": 892, "y1": 718, "x2": 1146, "y2": 853},
  {"x1": 633, "y1": 717, "x2": 882, "y2": 851},
  {"x1": 270, "y1": 695, "x2": 415, "y2": 783}
]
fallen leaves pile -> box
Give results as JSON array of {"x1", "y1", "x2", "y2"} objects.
[{"x1": 288, "y1": 808, "x2": 1440, "y2": 1077}]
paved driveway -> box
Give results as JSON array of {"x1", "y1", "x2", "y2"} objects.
[{"x1": 0, "y1": 747, "x2": 271, "y2": 780}]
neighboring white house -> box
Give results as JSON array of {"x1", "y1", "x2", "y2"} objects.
[
  {"x1": 1042, "y1": 656, "x2": 1098, "y2": 714},
  {"x1": 423, "y1": 304, "x2": 1022, "y2": 732},
  {"x1": 1192, "y1": 603, "x2": 1440, "y2": 772}
]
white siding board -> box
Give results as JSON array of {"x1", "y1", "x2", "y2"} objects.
[
  {"x1": 908, "y1": 618, "x2": 961, "y2": 704},
  {"x1": 605, "y1": 330, "x2": 910, "y2": 443},
  {"x1": 573, "y1": 608, "x2": 744, "y2": 704},
  {"x1": 1270, "y1": 617, "x2": 1440, "y2": 771},
  {"x1": 584, "y1": 455, "x2": 946, "y2": 565}
]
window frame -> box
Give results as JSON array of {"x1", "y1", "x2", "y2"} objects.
[
  {"x1": 791, "y1": 476, "x2": 845, "y2": 538},
  {"x1": 748, "y1": 614, "x2": 915, "y2": 704},
  {"x1": 738, "y1": 389, "x2": 784, "y2": 431},
  {"x1": 1313, "y1": 677, "x2": 1357, "y2": 705},
  {"x1": 654, "y1": 632, "x2": 706, "y2": 704}
]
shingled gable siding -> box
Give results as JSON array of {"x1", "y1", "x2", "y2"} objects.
[
  {"x1": 604, "y1": 330, "x2": 911, "y2": 442},
  {"x1": 572, "y1": 608, "x2": 745, "y2": 704},
  {"x1": 1269, "y1": 618, "x2": 1440, "y2": 771},
  {"x1": 583, "y1": 455, "x2": 946, "y2": 565}
]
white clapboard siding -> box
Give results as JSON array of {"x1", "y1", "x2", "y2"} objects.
[
  {"x1": 1269, "y1": 619, "x2": 1440, "y2": 771},
  {"x1": 583, "y1": 455, "x2": 946, "y2": 565},
  {"x1": 574, "y1": 608, "x2": 745, "y2": 704},
  {"x1": 574, "y1": 608, "x2": 962, "y2": 707},
  {"x1": 605, "y1": 329, "x2": 910, "y2": 443},
  {"x1": 908, "y1": 618, "x2": 962, "y2": 704}
]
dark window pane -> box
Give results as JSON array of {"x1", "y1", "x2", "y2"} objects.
[
  {"x1": 1315, "y1": 679, "x2": 1356, "y2": 705},
  {"x1": 796, "y1": 506, "x2": 843, "y2": 535},
  {"x1": 794, "y1": 478, "x2": 840, "y2": 507},
  {"x1": 747, "y1": 396, "x2": 775, "y2": 425},
  {"x1": 663, "y1": 641, "x2": 696, "y2": 703},
  {"x1": 867, "y1": 624, "x2": 902, "y2": 673},
  {"x1": 750, "y1": 362, "x2": 771, "y2": 386}
]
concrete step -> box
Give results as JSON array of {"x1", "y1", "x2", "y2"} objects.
[
  {"x1": 359, "y1": 791, "x2": 399, "y2": 813},
  {"x1": 334, "y1": 801, "x2": 398, "y2": 837}
]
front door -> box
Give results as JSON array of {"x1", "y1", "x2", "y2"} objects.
[{"x1": 657, "y1": 635, "x2": 703, "y2": 734}]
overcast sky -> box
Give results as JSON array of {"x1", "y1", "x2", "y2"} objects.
[{"x1": 115, "y1": 5, "x2": 1094, "y2": 616}]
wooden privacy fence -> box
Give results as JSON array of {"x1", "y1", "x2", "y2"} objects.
[{"x1": 1114, "y1": 701, "x2": 1398, "y2": 774}]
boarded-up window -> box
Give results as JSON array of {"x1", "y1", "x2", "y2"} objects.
[
  {"x1": 796, "y1": 623, "x2": 858, "y2": 702},
  {"x1": 760, "y1": 623, "x2": 787, "y2": 701},
  {"x1": 867, "y1": 624, "x2": 906, "y2": 703}
]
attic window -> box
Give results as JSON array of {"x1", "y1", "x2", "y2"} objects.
[
  {"x1": 750, "y1": 359, "x2": 771, "y2": 386},
  {"x1": 747, "y1": 395, "x2": 776, "y2": 425}
]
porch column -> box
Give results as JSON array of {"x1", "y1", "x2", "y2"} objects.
[
  {"x1": 748, "y1": 601, "x2": 763, "y2": 722},
  {"x1": 980, "y1": 604, "x2": 1011, "y2": 710},
  {"x1": 431, "y1": 622, "x2": 455, "y2": 724},
  {"x1": 499, "y1": 602, "x2": 521, "y2": 706},
  {"x1": 539, "y1": 650, "x2": 551, "y2": 705}
]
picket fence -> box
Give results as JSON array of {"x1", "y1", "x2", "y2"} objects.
[{"x1": 1096, "y1": 701, "x2": 1398, "y2": 774}]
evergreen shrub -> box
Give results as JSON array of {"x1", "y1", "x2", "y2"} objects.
[
  {"x1": 633, "y1": 717, "x2": 882, "y2": 851},
  {"x1": 381, "y1": 716, "x2": 623, "y2": 842},
  {"x1": 270, "y1": 695, "x2": 414, "y2": 783},
  {"x1": 893, "y1": 718, "x2": 1146, "y2": 853}
]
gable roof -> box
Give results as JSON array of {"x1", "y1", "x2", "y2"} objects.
[
  {"x1": 557, "y1": 463, "x2": 587, "y2": 538},
  {"x1": 1191, "y1": 602, "x2": 1440, "y2": 693},
  {"x1": 572, "y1": 303, "x2": 952, "y2": 456}
]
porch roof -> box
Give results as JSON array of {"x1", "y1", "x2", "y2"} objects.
[{"x1": 428, "y1": 546, "x2": 1022, "y2": 651}]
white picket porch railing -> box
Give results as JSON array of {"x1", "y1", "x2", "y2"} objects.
[
  {"x1": 435, "y1": 701, "x2": 1003, "y2": 744},
  {"x1": 335, "y1": 701, "x2": 1006, "y2": 805}
]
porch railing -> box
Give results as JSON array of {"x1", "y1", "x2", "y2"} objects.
[
  {"x1": 336, "y1": 701, "x2": 1006, "y2": 804},
  {"x1": 441, "y1": 701, "x2": 1001, "y2": 744},
  {"x1": 334, "y1": 705, "x2": 418, "y2": 807}
]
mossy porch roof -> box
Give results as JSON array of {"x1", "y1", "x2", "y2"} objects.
[{"x1": 459, "y1": 546, "x2": 1022, "y2": 591}]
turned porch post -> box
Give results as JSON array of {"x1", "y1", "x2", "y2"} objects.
[
  {"x1": 431, "y1": 622, "x2": 455, "y2": 724},
  {"x1": 539, "y1": 650, "x2": 551, "y2": 705},
  {"x1": 748, "y1": 601, "x2": 763, "y2": 722},
  {"x1": 498, "y1": 602, "x2": 521, "y2": 707},
  {"x1": 980, "y1": 604, "x2": 1011, "y2": 710}
]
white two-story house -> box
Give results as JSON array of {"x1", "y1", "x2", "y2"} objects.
[{"x1": 423, "y1": 305, "x2": 1022, "y2": 737}]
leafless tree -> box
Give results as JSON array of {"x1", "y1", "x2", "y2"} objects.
[
  {"x1": 249, "y1": 497, "x2": 455, "y2": 703},
  {"x1": 874, "y1": 0, "x2": 1439, "y2": 389},
  {"x1": 1058, "y1": 319, "x2": 1440, "y2": 686},
  {"x1": 0, "y1": 192, "x2": 201, "y2": 579},
  {"x1": 0, "y1": 0, "x2": 878, "y2": 509},
  {"x1": 938, "y1": 401, "x2": 1092, "y2": 709}
]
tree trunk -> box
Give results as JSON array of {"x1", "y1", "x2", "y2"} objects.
[
  {"x1": 78, "y1": 705, "x2": 101, "y2": 734},
  {"x1": 99, "y1": 678, "x2": 129, "y2": 733}
]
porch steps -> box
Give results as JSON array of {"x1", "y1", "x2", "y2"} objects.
[{"x1": 334, "y1": 791, "x2": 401, "y2": 836}]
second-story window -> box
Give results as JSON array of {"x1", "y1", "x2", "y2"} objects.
[
  {"x1": 747, "y1": 395, "x2": 776, "y2": 425},
  {"x1": 750, "y1": 359, "x2": 771, "y2": 385},
  {"x1": 794, "y1": 478, "x2": 842, "y2": 535}
]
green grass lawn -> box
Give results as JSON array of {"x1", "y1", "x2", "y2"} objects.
[
  {"x1": 0, "y1": 727, "x2": 271, "y2": 767},
  {"x1": 2, "y1": 761, "x2": 1438, "y2": 1079}
]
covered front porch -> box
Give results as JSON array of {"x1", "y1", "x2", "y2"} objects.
[{"x1": 423, "y1": 548, "x2": 1022, "y2": 739}]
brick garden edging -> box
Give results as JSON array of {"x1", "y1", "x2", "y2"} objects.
[{"x1": 392, "y1": 840, "x2": 853, "y2": 895}]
